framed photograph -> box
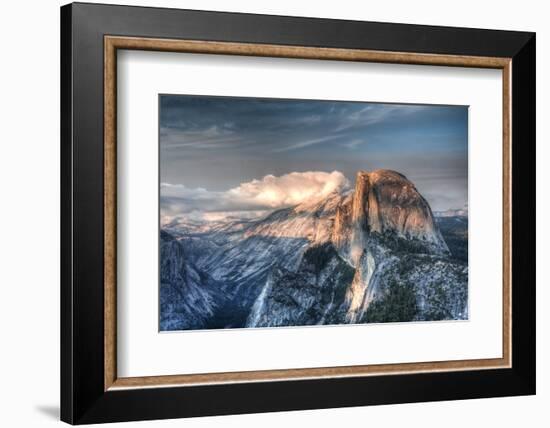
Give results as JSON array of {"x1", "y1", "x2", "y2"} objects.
[{"x1": 60, "y1": 2, "x2": 535, "y2": 424}]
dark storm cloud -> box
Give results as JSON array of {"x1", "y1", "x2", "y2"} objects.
[{"x1": 160, "y1": 95, "x2": 468, "y2": 213}]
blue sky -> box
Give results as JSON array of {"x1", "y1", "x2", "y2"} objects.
[{"x1": 160, "y1": 95, "x2": 468, "y2": 219}]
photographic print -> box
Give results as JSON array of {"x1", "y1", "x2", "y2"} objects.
[{"x1": 159, "y1": 95, "x2": 468, "y2": 332}]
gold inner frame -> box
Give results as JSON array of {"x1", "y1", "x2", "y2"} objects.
[{"x1": 104, "y1": 35, "x2": 512, "y2": 391}]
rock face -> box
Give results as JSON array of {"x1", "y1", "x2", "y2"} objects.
[
  {"x1": 160, "y1": 169, "x2": 468, "y2": 331},
  {"x1": 362, "y1": 170, "x2": 442, "y2": 240},
  {"x1": 334, "y1": 170, "x2": 448, "y2": 265},
  {"x1": 159, "y1": 230, "x2": 221, "y2": 330},
  {"x1": 247, "y1": 243, "x2": 355, "y2": 327}
]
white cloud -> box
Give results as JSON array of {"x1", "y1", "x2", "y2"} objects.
[
  {"x1": 161, "y1": 171, "x2": 350, "y2": 219},
  {"x1": 227, "y1": 171, "x2": 349, "y2": 207}
]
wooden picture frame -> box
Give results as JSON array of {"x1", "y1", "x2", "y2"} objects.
[{"x1": 61, "y1": 2, "x2": 535, "y2": 424}]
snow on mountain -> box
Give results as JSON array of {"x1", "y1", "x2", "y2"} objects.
[
  {"x1": 434, "y1": 207, "x2": 468, "y2": 218},
  {"x1": 159, "y1": 230, "x2": 221, "y2": 330},
  {"x1": 160, "y1": 169, "x2": 468, "y2": 331}
]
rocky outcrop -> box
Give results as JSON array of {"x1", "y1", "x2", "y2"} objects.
[
  {"x1": 246, "y1": 243, "x2": 354, "y2": 327},
  {"x1": 365, "y1": 170, "x2": 447, "y2": 246},
  {"x1": 335, "y1": 170, "x2": 448, "y2": 262}
]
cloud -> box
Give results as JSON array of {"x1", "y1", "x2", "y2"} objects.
[
  {"x1": 227, "y1": 171, "x2": 350, "y2": 207},
  {"x1": 161, "y1": 171, "x2": 350, "y2": 219},
  {"x1": 160, "y1": 125, "x2": 241, "y2": 150},
  {"x1": 159, "y1": 95, "x2": 468, "y2": 211},
  {"x1": 344, "y1": 138, "x2": 368, "y2": 149},
  {"x1": 272, "y1": 135, "x2": 342, "y2": 153}
]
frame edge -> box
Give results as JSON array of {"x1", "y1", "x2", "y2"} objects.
[
  {"x1": 60, "y1": 2, "x2": 75, "y2": 425},
  {"x1": 510, "y1": 32, "x2": 536, "y2": 394}
]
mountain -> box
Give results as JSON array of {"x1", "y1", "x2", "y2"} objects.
[
  {"x1": 159, "y1": 230, "x2": 223, "y2": 330},
  {"x1": 436, "y1": 216, "x2": 469, "y2": 263},
  {"x1": 160, "y1": 169, "x2": 468, "y2": 331},
  {"x1": 434, "y1": 208, "x2": 468, "y2": 218}
]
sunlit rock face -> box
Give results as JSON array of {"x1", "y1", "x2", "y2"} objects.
[
  {"x1": 161, "y1": 169, "x2": 467, "y2": 331},
  {"x1": 365, "y1": 170, "x2": 447, "y2": 246}
]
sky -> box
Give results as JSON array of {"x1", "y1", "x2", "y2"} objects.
[{"x1": 160, "y1": 94, "x2": 468, "y2": 222}]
